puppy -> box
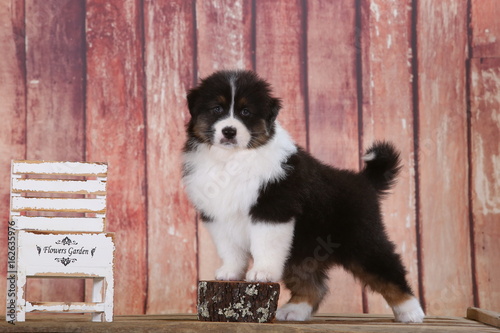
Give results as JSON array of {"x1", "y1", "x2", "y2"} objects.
[{"x1": 182, "y1": 70, "x2": 424, "y2": 323}]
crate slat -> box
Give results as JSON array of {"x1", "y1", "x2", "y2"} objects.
[
  {"x1": 26, "y1": 302, "x2": 105, "y2": 313},
  {"x1": 12, "y1": 178, "x2": 106, "y2": 195},
  {"x1": 12, "y1": 161, "x2": 107, "y2": 176},
  {"x1": 11, "y1": 197, "x2": 106, "y2": 213},
  {"x1": 11, "y1": 216, "x2": 105, "y2": 232},
  {"x1": 18, "y1": 231, "x2": 115, "y2": 274}
]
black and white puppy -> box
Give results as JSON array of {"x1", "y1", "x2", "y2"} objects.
[{"x1": 182, "y1": 70, "x2": 424, "y2": 323}]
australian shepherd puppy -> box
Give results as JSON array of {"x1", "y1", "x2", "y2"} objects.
[{"x1": 182, "y1": 70, "x2": 425, "y2": 323}]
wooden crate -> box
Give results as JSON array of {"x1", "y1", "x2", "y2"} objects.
[{"x1": 7, "y1": 161, "x2": 114, "y2": 323}]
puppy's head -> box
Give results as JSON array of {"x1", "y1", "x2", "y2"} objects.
[{"x1": 186, "y1": 70, "x2": 281, "y2": 150}]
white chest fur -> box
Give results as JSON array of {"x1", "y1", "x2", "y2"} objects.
[{"x1": 182, "y1": 123, "x2": 297, "y2": 222}]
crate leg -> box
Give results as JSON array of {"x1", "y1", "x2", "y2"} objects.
[
  {"x1": 16, "y1": 272, "x2": 26, "y2": 322},
  {"x1": 92, "y1": 277, "x2": 104, "y2": 322},
  {"x1": 103, "y1": 275, "x2": 114, "y2": 322}
]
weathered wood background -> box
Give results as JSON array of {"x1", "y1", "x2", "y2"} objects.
[{"x1": 0, "y1": 0, "x2": 498, "y2": 317}]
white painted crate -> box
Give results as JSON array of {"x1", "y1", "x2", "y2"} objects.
[{"x1": 6, "y1": 160, "x2": 114, "y2": 323}]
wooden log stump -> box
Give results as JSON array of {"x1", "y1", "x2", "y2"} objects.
[{"x1": 197, "y1": 280, "x2": 280, "y2": 323}]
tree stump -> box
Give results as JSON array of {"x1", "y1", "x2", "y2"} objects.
[{"x1": 197, "y1": 280, "x2": 280, "y2": 323}]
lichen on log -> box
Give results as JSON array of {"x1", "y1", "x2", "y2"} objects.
[{"x1": 197, "y1": 280, "x2": 280, "y2": 323}]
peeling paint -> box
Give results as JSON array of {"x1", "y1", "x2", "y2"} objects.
[
  {"x1": 474, "y1": 137, "x2": 500, "y2": 215},
  {"x1": 370, "y1": 1, "x2": 381, "y2": 22}
]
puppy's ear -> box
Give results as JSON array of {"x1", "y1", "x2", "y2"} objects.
[
  {"x1": 186, "y1": 88, "x2": 199, "y2": 116},
  {"x1": 269, "y1": 97, "x2": 282, "y2": 123}
]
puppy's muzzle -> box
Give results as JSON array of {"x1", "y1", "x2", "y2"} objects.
[{"x1": 220, "y1": 126, "x2": 238, "y2": 145}]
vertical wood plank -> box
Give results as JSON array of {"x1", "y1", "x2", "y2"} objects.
[
  {"x1": 195, "y1": 0, "x2": 253, "y2": 284},
  {"x1": 144, "y1": 0, "x2": 198, "y2": 314},
  {"x1": 360, "y1": 0, "x2": 419, "y2": 314},
  {"x1": 470, "y1": 58, "x2": 500, "y2": 311},
  {"x1": 196, "y1": 0, "x2": 253, "y2": 75},
  {"x1": 25, "y1": 0, "x2": 86, "y2": 304},
  {"x1": 0, "y1": 0, "x2": 26, "y2": 316},
  {"x1": 26, "y1": 1, "x2": 86, "y2": 161},
  {"x1": 306, "y1": 1, "x2": 363, "y2": 313},
  {"x1": 86, "y1": 0, "x2": 147, "y2": 314},
  {"x1": 417, "y1": 0, "x2": 473, "y2": 316},
  {"x1": 255, "y1": 0, "x2": 307, "y2": 148},
  {"x1": 470, "y1": 0, "x2": 500, "y2": 58}
]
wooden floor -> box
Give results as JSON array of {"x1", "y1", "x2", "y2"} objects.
[{"x1": 1, "y1": 309, "x2": 499, "y2": 332}]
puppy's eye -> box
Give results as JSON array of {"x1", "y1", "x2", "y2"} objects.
[
  {"x1": 212, "y1": 106, "x2": 223, "y2": 114},
  {"x1": 241, "y1": 108, "x2": 251, "y2": 117}
]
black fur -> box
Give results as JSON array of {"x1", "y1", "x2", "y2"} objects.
[{"x1": 250, "y1": 145, "x2": 413, "y2": 301}]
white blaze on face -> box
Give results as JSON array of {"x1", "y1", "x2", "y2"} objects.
[{"x1": 212, "y1": 75, "x2": 251, "y2": 149}]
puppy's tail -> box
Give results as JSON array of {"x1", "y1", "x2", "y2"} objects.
[{"x1": 361, "y1": 141, "x2": 402, "y2": 196}]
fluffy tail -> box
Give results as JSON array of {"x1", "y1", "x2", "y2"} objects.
[{"x1": 361, "y1": 141, "x2": 402, "y2": 196}]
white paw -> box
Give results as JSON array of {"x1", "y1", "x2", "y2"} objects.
[
  {"x1": 215, "y1": 266, "x2": 244, "y2": 281},
  {"x1": 392, "y1": 297, "x2": 425, "y2": 323},
  {"x1": 276, "y1": 303, "x2": 312, "y2": 321},
  {"x1": 245, "y1": 267, "x2": 281, "y2": 282}
]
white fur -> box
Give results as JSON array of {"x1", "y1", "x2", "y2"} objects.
[
  {"x1": 246, "y1": 220, "x2": 295, "y2": 282},
  {"x1": 183, "y1": 122, "x2": 296, "y2": 220},
  {"x1": 205, "y1": 214, "x2": 250, "y2": 280},
  {"x1": 229, "y1": 74, "x2": 236, "y2": 116},
  {"x1": 183, "y1": 123, "x2": 297, "y2": 281},
  {"x1": 276, "y1": 302, "x2": 313, "y2": 321},
  {"x1": 392, "y1": 297, "x2": 425, "y2": 323},
  {"x1": 362, "y1": 151, "x2": 376, "y2": 161}
]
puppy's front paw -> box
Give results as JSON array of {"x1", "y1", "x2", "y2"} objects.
[
  {"x1": 276, "y1": 303, "x2": 312, "y2": 321},
  {"x1": 245, "y1": 267, "x2": 281, "y2": 282},
  {"x1": 215, "y1": 266, "x2": 244, "y2": 281}
]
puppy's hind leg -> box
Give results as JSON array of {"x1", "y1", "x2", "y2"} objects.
[
  {"x1": 349, "y1": 251, "x2": 425, "y2": 323},
  {"x1": 276, "y1": 263, "x2": 329, "y2": 321}
]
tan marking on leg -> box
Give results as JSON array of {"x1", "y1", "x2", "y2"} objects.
[
  {"x1": 282, "y1": 265, "x2": 328, "y2": 312},
  {"x1": 349, "y1": 264, "x2": 413, "y2": 307}
]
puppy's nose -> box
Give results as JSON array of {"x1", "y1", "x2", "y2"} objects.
[{"x1": 222, "y1": 126, "x2": 237, "y2": 139}]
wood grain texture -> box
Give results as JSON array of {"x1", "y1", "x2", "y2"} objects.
[
  {"x1": 255, "y1": 0, "x2": 307, "y2": 148},
  {"x1": 306, "y1": 1, "x2": 363, "y2": 314},
  {"x1": 86, "y1": 0, "x2": 147, "y2": 315},
  {"x1": 416, "y1": 0, "x2": 473, "y2": 316},
  {"x1": 26, "y1": 0, "x2": 85, "y2": 161},
  {"x1": 0, "y1": 0, "x2": 26, "y2": 316},
  {"x1": 2, "y1": 314, "x2": 500, "y2": 333},
  {"x1": 470, "y1": 0, "x2": 500, "y2": 58},
  {"x1": 360, "y1": 0, "x2": 419, "y2": 314},
  {"x1": 196, "y1": 0, "x2": 253, "y2": 75},
  {"x1": 467, "y1": 307, "x2": 500, "y2": 328},
  {"x1": 143, "y1": 0, "x2": 198, "y2": 314},
  {"x1": 24, "y1": 0, "x2": 86, "y2": 306},
  {"x1": 195, "y1": 0, "x2": 254, "y2": 286},
  {"x1": 470, "y1": 58, "x2": 500, "y2": 311}
]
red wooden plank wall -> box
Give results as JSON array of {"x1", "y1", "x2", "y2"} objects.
[{"x1": 0, "y1": 0, "x2": 498, "y2": 317}]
